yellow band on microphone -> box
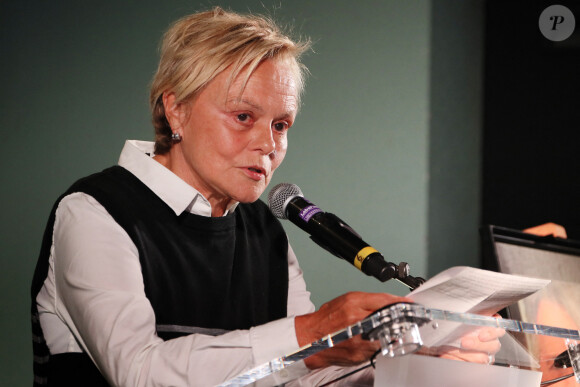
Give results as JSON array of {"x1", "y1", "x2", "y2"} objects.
[{"x1": 354, "y1": 246, "x2": 379, "y2": 270}]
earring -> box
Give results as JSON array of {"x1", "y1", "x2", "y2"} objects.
[{"x1": 171, "y1": 132, "x2": 182, "y2": 143}]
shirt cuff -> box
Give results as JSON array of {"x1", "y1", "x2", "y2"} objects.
[{"x1": 249, "y1": 316, "x2": 299, "y2": 365}]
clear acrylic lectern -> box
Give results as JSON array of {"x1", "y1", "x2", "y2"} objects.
[{"x1": 219, "y1": 303, "x2": 580, "y2": 386}]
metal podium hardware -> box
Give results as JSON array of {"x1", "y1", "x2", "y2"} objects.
[
  {"x1": 568, "y1": 341, "x2": 580, "y2": 383},
  {"x1": 362, "y1": 303, "x2": 429, "y2": 357},
  {"x1": 219, "y1": 302, "x2": 580, "y2": 387}
]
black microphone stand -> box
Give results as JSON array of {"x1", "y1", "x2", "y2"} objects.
[{"x1": 304, "y1": 211, "x2": 426, "y2": 290}]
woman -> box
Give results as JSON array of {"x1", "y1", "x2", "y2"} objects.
[{"x1": 32, "y1": 7, "x2": 500, "y2": 386}]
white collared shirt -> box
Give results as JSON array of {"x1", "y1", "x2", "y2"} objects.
[{"x1": 36, "y1": 140, "x2": 316, "y2": 386}]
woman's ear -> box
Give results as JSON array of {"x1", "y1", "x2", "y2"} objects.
[{"x1": 162, "y1": 92, "x2": 186, "y2": 135}]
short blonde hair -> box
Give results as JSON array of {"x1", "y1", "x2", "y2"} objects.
[{"x1": 150, "y1": 7, "x2": 310, "y2": 154}]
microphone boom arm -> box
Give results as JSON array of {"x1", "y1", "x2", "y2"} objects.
[
  {"x1": 309, "y1": 231, "x2": 425, "y2": 290},
  {"x1": 286, "y1": 202, "x2": 425, "y2": 290},
  {"x1": 268, "y1": 183, "x2": 425, "y2": 290}
]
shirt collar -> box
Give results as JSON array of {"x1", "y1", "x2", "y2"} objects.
[{"x1": 117, "y1": 140, "x2": 238, "y2": 217}]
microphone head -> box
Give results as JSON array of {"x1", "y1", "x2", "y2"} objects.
[{"x1": 268, "y1": 183, "x2": 303, "y2": 219}]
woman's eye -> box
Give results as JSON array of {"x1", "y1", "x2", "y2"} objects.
[
  {"x1": 273, "y1": 122, "x2": 288, "y2": 132},
  {"x1": 237, "y1": 113, "x2": 249, "y2": 122}
]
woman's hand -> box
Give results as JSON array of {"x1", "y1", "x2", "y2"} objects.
[
  {"x1": 433, "y1": 315, "x2": 506, "y2": 364},
  {"x1": 295, "y1": 292, "x2": 411, "y2": 369}
]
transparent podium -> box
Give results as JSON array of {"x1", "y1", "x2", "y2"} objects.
[{"x1": 219, "y1": 303, "x2": 580, "y2": 386}]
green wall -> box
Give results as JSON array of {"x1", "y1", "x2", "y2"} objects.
[
  {"x1": 427, "y1": 0, "x2": 484, "y2": 275},
  {"x1": 0, "y1": 1, "x2": 482, "y2": 384}
]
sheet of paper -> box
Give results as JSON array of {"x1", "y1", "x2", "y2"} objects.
[{"x1": 407, "y1": 266, "x2": 550, "y2": 347}]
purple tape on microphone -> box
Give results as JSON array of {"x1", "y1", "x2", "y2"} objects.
[{"x1": 299, "y1": 205, "x2": 323, "y2": 222}]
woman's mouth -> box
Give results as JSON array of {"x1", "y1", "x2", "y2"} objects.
[{"x1": 245, "y1": 166, "x2": 266, "y2": 180}]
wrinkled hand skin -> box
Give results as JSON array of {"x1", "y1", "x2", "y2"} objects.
[
  {"x1": 433, "y1": 317, "x2": 506, "y2": 364},
  {"x1": 295, "y1": 292, "x2": 411, "y2": 369},
  {"x1": 296, "y1": 295, "x2": 506, "y2": 369}
]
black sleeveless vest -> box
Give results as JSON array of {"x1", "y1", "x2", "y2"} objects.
[{"x1": 31, "y1": 166, "x2": 289, "y2": 386}]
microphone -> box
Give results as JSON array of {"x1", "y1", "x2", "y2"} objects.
[{"x1": 268, "y1": 183, "x2": 424, "y2": 288}]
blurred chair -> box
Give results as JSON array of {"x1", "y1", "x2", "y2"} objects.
[{"x1": 480, "y1": 225, "x2": 580, "y2": 386}]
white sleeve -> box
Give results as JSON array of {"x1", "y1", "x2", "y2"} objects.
[
  {"x1": 286, "y1": 243, "x2": 316, "y2": 317},
  {"x1": 284, "y1": 243, "x2": 375, "y2": 387},
  {"x1": 49, "y1": 192, "x2": 303, "y2": 386}
]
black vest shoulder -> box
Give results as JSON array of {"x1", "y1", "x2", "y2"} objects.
[{"x1": 31, "y1": 165, "x2": 289, "y2": 386}]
